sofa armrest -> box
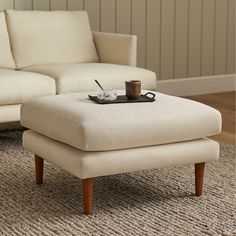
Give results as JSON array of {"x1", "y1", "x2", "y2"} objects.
[{"x1": 92, "y1": 31, "x2": 137, "y2": 67}]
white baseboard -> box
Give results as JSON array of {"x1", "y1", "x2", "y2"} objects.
[{"x1": 156, "y1": 74, "x2": 236, "y2": 96}]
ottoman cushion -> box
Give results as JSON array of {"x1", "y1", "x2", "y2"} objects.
[{"x1": 20, "y1": 91, "x2": 221, "y2": 151}]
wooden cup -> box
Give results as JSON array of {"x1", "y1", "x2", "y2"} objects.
[{"x1": 125, "y1": 80, "x2": 141, "y2": 99}]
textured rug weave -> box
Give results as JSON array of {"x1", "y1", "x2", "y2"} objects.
[{"x1": 0, "y1": 131, "x2": 235, "y2": 236}]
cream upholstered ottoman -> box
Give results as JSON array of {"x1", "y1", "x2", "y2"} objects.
[{"x1": 21, "y1": 91, "x2": 221, "y2": 215}]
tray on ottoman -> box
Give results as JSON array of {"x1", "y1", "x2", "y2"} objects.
[{"x1": 88, "y1": 92, "x2": 156, "y2": 104}]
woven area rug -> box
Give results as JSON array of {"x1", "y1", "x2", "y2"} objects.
[{"x1": 0, "y1": 131, "x2": 235, "y2": 236}]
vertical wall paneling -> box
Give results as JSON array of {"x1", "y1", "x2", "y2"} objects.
[
  {"x1": 0, "y1": 0, "x2": 234, "y2": 79},
  {"x1": 214, "y1": 0, "x2": 228, "y2": 75},
  {"x1": 84, "y1": 0, "x2": 100, "y2": 31},
  {"x1": 188, "y1": 0, "x2": 202, "y2": 77},
  {"x1": 15, "y1": 0, "x2": 32, "y2": 10},
  {"x1": 227, "y1": 0, "x2": 235, "y2": 74},
  {"x1": 68, "y1": 0, "x2": 84, "y2": 10},
  {"x1": 0, "y1": 0, "x2": 14, "y2": 10},
  {"x1": 116, "y1": 0, "x2": 131, "y2": 34},
  {"x1": 32, "y1": 0, "x2": 50, "y2": 10},
  {"x1": 160, "y1": 0, "x2": 175, "y2": 80},
  {"x1": 174, "y1": 0, "x2": 188, "y2": 78},
  {"x1": 50, "y1": 0, "x2": 67, "y2": 10},
  {"x1": 201, "y1": 0, "x2": 215, "y2": 76},
  {"x1": 101, "y1": 0, "x2": 116, "y2": 33},
  {"x1": 146, "y1": 0, "x2": 160, "y2": 76},
  {"x1": 132, "y1": 0, "x2": 146, "y2": 68}
]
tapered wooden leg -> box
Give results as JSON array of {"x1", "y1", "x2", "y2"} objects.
[
  {"x1": 82, "y1": 178, "x2": 93, "y2": 215},
  {"x1": 35, "y1": 155, "x2": 44, "y2": 185},
  {"x1": 195, "y1": 162, "x2": 205, "y2": 197}
]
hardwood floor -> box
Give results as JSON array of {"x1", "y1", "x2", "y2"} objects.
[{"x1": 187, "y1": 91, "x2": 235, "y2": 145}]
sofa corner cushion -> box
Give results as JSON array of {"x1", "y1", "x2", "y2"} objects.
[
  {"x1": 23, "y1": 63, "x2": 157, "y2": 94},
  {"x1": 0, "y1": 12, "x2": 15, "y2": 69},
  {"x1": 0, "y1": 69, "x2": 56, "y2": 105},
  {"x1": 5, "y1": 10, "x2": 99, "y2": 69},
  {"x1": 20, "y1": 92, "x2": 222, "y2": 151}
]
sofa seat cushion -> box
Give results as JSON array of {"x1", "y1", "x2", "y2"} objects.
[
  {"x1": 0, "y1": 12, "x2": 15, "y2": 69},
  {"x1": 6, "y1": 10, "x2": 98, "y2": 69},
  {"x1": 23, "y1": 63, "x2": 156, "y2": 94},
  {"x1": 20, "y1": 91, "x2": 222, "y2": 151},
  {"x1": 0, "y1": 69, "x2": 56, "y2": 105},
  {"x1": 0, "y1": 104, "x2": 21, "y2": 123}
]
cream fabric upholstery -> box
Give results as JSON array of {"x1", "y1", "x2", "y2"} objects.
[
  {"x1": 0, "y1": 12, "x2": 15, "y2": 69},
  {"x1": 0, "y1": 104, "x2": 21, "y2": 123},
  {"x1": 93, "y1": 32, "x2": 137, "y2": 66},
  {"x1": 23, "y1": 130, "x2": 219, "y2": 179},
  {"x1": 21, "y1": 91, "x2": 222, "y2": 151},
  {"x1": 23, "y1": 63, "x2": 156, "y2": 94},
  {"x1": 6, "y1": 10, "x2": 98, "y2": 69},
  {"x1": 0, "y1": 69, "x2": 55, "y2": 105}
]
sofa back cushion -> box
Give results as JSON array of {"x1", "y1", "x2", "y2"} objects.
[
  {"x1": 0, "y1": 12, "x2": 15, "y2": 69},
  {"x1": 6, "y1": 10, "x2": 99, "y2": 69}
]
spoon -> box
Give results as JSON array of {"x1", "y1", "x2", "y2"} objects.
[
  {"x1": 95, "y1": 79, "x2": 111, "y2": 98},
  {"x1": 95, "y1": 79, "x2": 105, "y2": 92}
]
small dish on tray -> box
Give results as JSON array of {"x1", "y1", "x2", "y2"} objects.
[{"x1": 96, "y1": 89, "x2": 118, "y2": 101}]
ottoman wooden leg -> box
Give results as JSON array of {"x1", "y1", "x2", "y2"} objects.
[
  {"x1": 195, "y1": 162, "x2": 205, "y2": 197},
  {"x1": 82, "y1": 178, "x2": 93, "y2": 215},
  {"x1": 35, "y1": 155, "x2": 44, "y2": 185}
]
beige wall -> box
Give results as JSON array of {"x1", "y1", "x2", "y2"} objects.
[{"x1": 0, "y1": 0, "x2": 235, "y2": 81}]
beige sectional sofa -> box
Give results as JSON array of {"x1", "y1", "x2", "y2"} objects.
[{"x1": 0, "y1": 10, "x2": 156, "y2": 123}]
